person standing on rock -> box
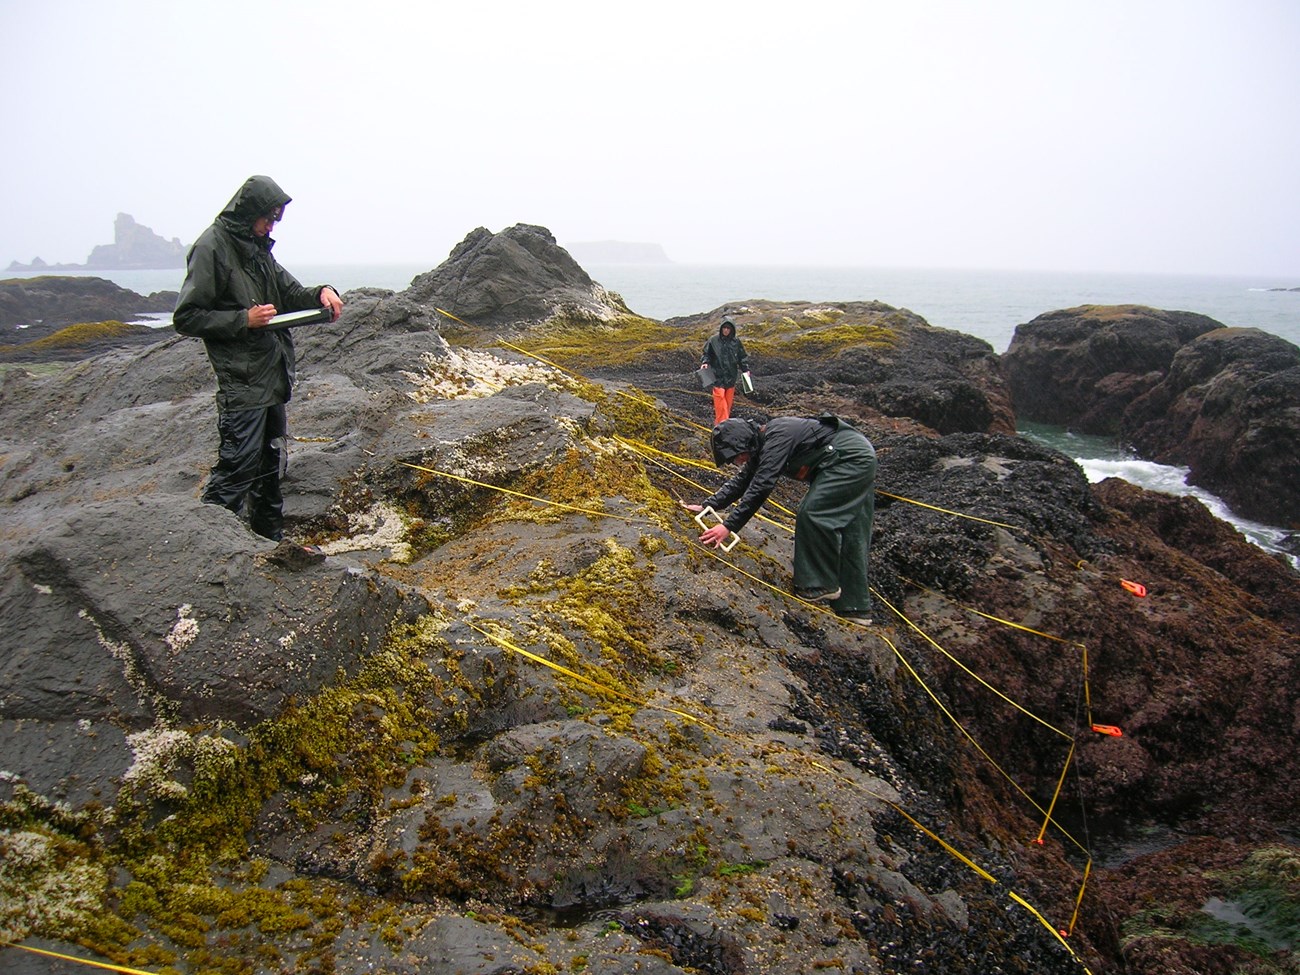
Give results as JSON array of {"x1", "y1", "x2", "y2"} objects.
[
  {"x1": 701, "y1": 316, "x2": 751, "y2": 426},
  {"x1": 173, "y1": 175, "x2": 342, "y2": 541},
  {"x1": 682, "y1": 415, "x2": 876, "y2": 622}
]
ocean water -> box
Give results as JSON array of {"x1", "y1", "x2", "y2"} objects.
[
  {"x1": 1020, "y1": 423, "x2": 1297, "y2": 568},
  {"x1": 7, "y1": 262, "x2": 1297, "y2": 561}
]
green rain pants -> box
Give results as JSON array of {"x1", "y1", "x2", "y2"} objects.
[{"x1": 792, "y1": 427, "x2": 877, "y2": 614}]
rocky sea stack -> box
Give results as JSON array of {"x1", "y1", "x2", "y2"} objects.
[
  {"x1": 1, "y1": 225, "x2": 1297, "y2": 975},
  {"x1": 1002, "y1": 304, "x2": 1300, "y2": 527},
  {"x1": 7, "y1": 213, "x2": 187, "y2": 272}
]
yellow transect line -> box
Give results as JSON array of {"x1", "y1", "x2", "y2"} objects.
[
  {"x1": 458, "y1": 618, "x2": 715, "y2": 731},
  {"x1": 431, "y1": 307, "x2": 1098, "y2": 949},
  {"x1": 398, "y1": 461, "x2": 641, "y2": 523},
  {"x1": 902, "y1": 576, "x2": 1088, "y2": 647},
  {"x1": 0, "y1": 941, "x2": 161, "y2": 975},
  {"x1": 876, "y1": 490, "x2": 1023, "y2": 531},
  {"x1": 614, "y1": 436, "x2": 797, "y2": 532},
  {"x1": 877, "y1": 589, "x2": 1074, "y2": 740},
  {"x1": 405, "y1": 418, "x2": 1091, "y2": 855},
  {"x1": 452, "y1": 596, "x2": 1092, "y2": 972}
]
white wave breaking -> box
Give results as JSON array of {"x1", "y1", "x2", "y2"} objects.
[{"x1": 1079, "y1": 458, "x2": 1297, "y2": 569}]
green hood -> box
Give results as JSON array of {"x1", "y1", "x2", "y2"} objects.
[{"x1": 216, "y1": 175, "x2": 291, "y2": 237}]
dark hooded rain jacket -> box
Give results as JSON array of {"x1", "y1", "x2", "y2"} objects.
[
  {"x1": 702, "y1": 323, "x2": 749, "y2": 388},
  {"x1": 703, "y1": 416, "x2": 839, "y2": 532},
  {"x1": 173, "y1": 175, "x2": 326, "y2": 412}
]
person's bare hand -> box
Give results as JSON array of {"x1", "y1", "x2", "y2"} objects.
[
  {"x1": 680, "y1": 502, "x2": 704, "y2": 514},
  {"x1": 320, "y1": 287, "x2": 343, "y2": 322},
  {"x1": 698, "y1": 524, "x2": 730, "y2": 548},
  {"x1": 247, "y1": 304, "x2": 277, "y2": 328}
]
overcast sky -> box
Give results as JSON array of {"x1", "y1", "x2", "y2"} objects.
[{"x1": 3, "y1": 1, "x2": 1298, "y2": 276}]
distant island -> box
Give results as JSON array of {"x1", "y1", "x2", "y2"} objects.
[
  {"x1": 8, "y1": 213, "x2": 188, "y2": 272},
  {"x1": 563, "y1": 240, "x2": 671, "y2": 264}
]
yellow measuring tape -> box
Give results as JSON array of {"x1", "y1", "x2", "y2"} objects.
[
  {"x1": 459, "y1": 618, "x2": 715, "y2": 731},
  {"x1": 0, "y1": 941, "x2": 159, "y2": 975},
  {"x1": 398, "y1": 461, "x2": 641, "y2": 524}
]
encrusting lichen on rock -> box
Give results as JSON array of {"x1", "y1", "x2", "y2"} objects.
[{"x1": 0, "y1": 827, "x2": 109, "y2": 942}]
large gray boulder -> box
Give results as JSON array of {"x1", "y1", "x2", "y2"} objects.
[
  {"x1": 405, "y1": 222, "x2": 633, "y2": 329},
  {"x1": 1000, "y1": 304, "x2": 1221, "y2": 431}
]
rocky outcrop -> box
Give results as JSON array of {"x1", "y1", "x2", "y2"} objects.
[
  {"x1": 0, "y1": 233, "x2": 1296, "y2": 975},
  {"x1": 570, "y1": 300, "x2": 1016, "y2": 436},
  {"x1": 0, "y1": 275, "x2": 177, "y2": 334},
  {"x1": 1123, "y1": 327, "x2": 1300, "y2": 527},
  {"x1": 406, "y1": 222, "x2": 633, "y2": 329},
  {"x1": 8, "y1": 213, "x2": 187, "y2": 272},
  {"x1": 1000, "y1": 305, "x2": 1222, "y2": 431},
  {"x1": 85, "y1": 213, "x2": 186, "y2": 269},
  {"x1": 1002, "y1": 304, "x2": 1300, "y2": 526},
  {"x1": 731, "y1": 301, "x2": 1017, "y2": 435}
]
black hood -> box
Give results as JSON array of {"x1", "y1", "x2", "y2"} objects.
[
  {"x1": 719, "y1": 318, "x2": 736, "y2": 338},
  {"x1": 710, "y1": 418, "x2": 760, "y2": 466},
  {"x1": 217, "y1": 175, "x2": 291, "y2": 237}
]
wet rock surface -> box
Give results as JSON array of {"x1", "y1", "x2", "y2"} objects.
[
  {"x1": 588, "y1": 299, "x2": 1016, "y2": 436},
  {"x1": 1002, "y1": 304, "x2": 1300, "y2": 526},
  {"x1": 0, "y1": 274, "x2": 176, "y2": 334},
  {"x1": 1, "y1": 230, "x2": 1296, "y2": 975}
]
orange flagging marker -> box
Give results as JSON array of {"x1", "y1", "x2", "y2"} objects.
[
  {"x1": 1120, "y1": 579, "x2": 1148, "y2": 597},
  {"x1": 1091, "y1": 724, "x2": 1123, "y2": 737}
]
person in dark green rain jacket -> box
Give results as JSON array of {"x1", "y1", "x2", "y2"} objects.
[
  {"x1": 173, "y1": 175, "x2": 342, "y2": 541},
  {"x1": 683, "y1": 415, "x2": 877, "y2": 622}
]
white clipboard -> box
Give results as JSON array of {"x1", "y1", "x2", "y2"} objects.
[{"x1": 264, "y1": 307, "x2": 332, "y2": 330}]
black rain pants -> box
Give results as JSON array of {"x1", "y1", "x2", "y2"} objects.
[{"x1": 201, "y1": 404, "x2": 287, "y2": 541}]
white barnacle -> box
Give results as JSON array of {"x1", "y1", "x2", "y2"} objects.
[{"x1": 165, "y1": 603, "x2": 200, "y2": 653}]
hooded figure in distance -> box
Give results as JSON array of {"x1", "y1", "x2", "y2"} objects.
[
  {"x1": 173, "y1": 175, "x2": 342, "y2": 541},
  {"x1": 701, "y1": 316, "x2": 750, "y2": 425},
  {"x1": 683, "y1": 414, "x2": 877, "y2": 622}
]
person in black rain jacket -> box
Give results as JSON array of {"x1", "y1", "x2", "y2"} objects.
[
  {"x1": 683, "y1": 415, "x2": 876, "y2": 621},
  {"x1": 701, "y1": 317, "x2": 750, "y2": 425},
  {"x1": 173, "y1": 175, "x2": 342, "y2": 541}
]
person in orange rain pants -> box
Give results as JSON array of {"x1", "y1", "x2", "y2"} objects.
[{"x1": 701, "y1": 316, "x2": 750, "y2": 425}]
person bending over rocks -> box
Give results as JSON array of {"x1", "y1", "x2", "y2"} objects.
[{"x1": 682, "y1": 415, "x2": 876, "y2": 622}]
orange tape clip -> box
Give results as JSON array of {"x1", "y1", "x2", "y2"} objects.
[
  {"x1": 1120, "y1": 579, "x2": 1147, "y2": 597},
  {"x1": 1091, "y1": 724, "x2": 1124, "y2": 737}
]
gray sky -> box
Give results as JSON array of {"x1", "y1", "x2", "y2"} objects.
[{"x1": 4, "y1": 0, "x2": 1298, "y2": 275}]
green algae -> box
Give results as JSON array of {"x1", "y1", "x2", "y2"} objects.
[
  {"x1": 736, "y1": 314, "x2": 902, "y2": 358},
  {"x1": 515, "y1": 314, "x2": 689, "y2": 369},
  {"x1": 1122, "y1": 847, "x2": 1300, "y2": 967},
  {"x1": 0, "y1": 320, "x2": 149, "y2": 355},
  {"x1": 0, "y1": 615, "x2": 461, "y2": 968}
]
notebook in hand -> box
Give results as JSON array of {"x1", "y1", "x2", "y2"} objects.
[{"x1": 264, "y1": 308, "x2": 332, "y2": 330}]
